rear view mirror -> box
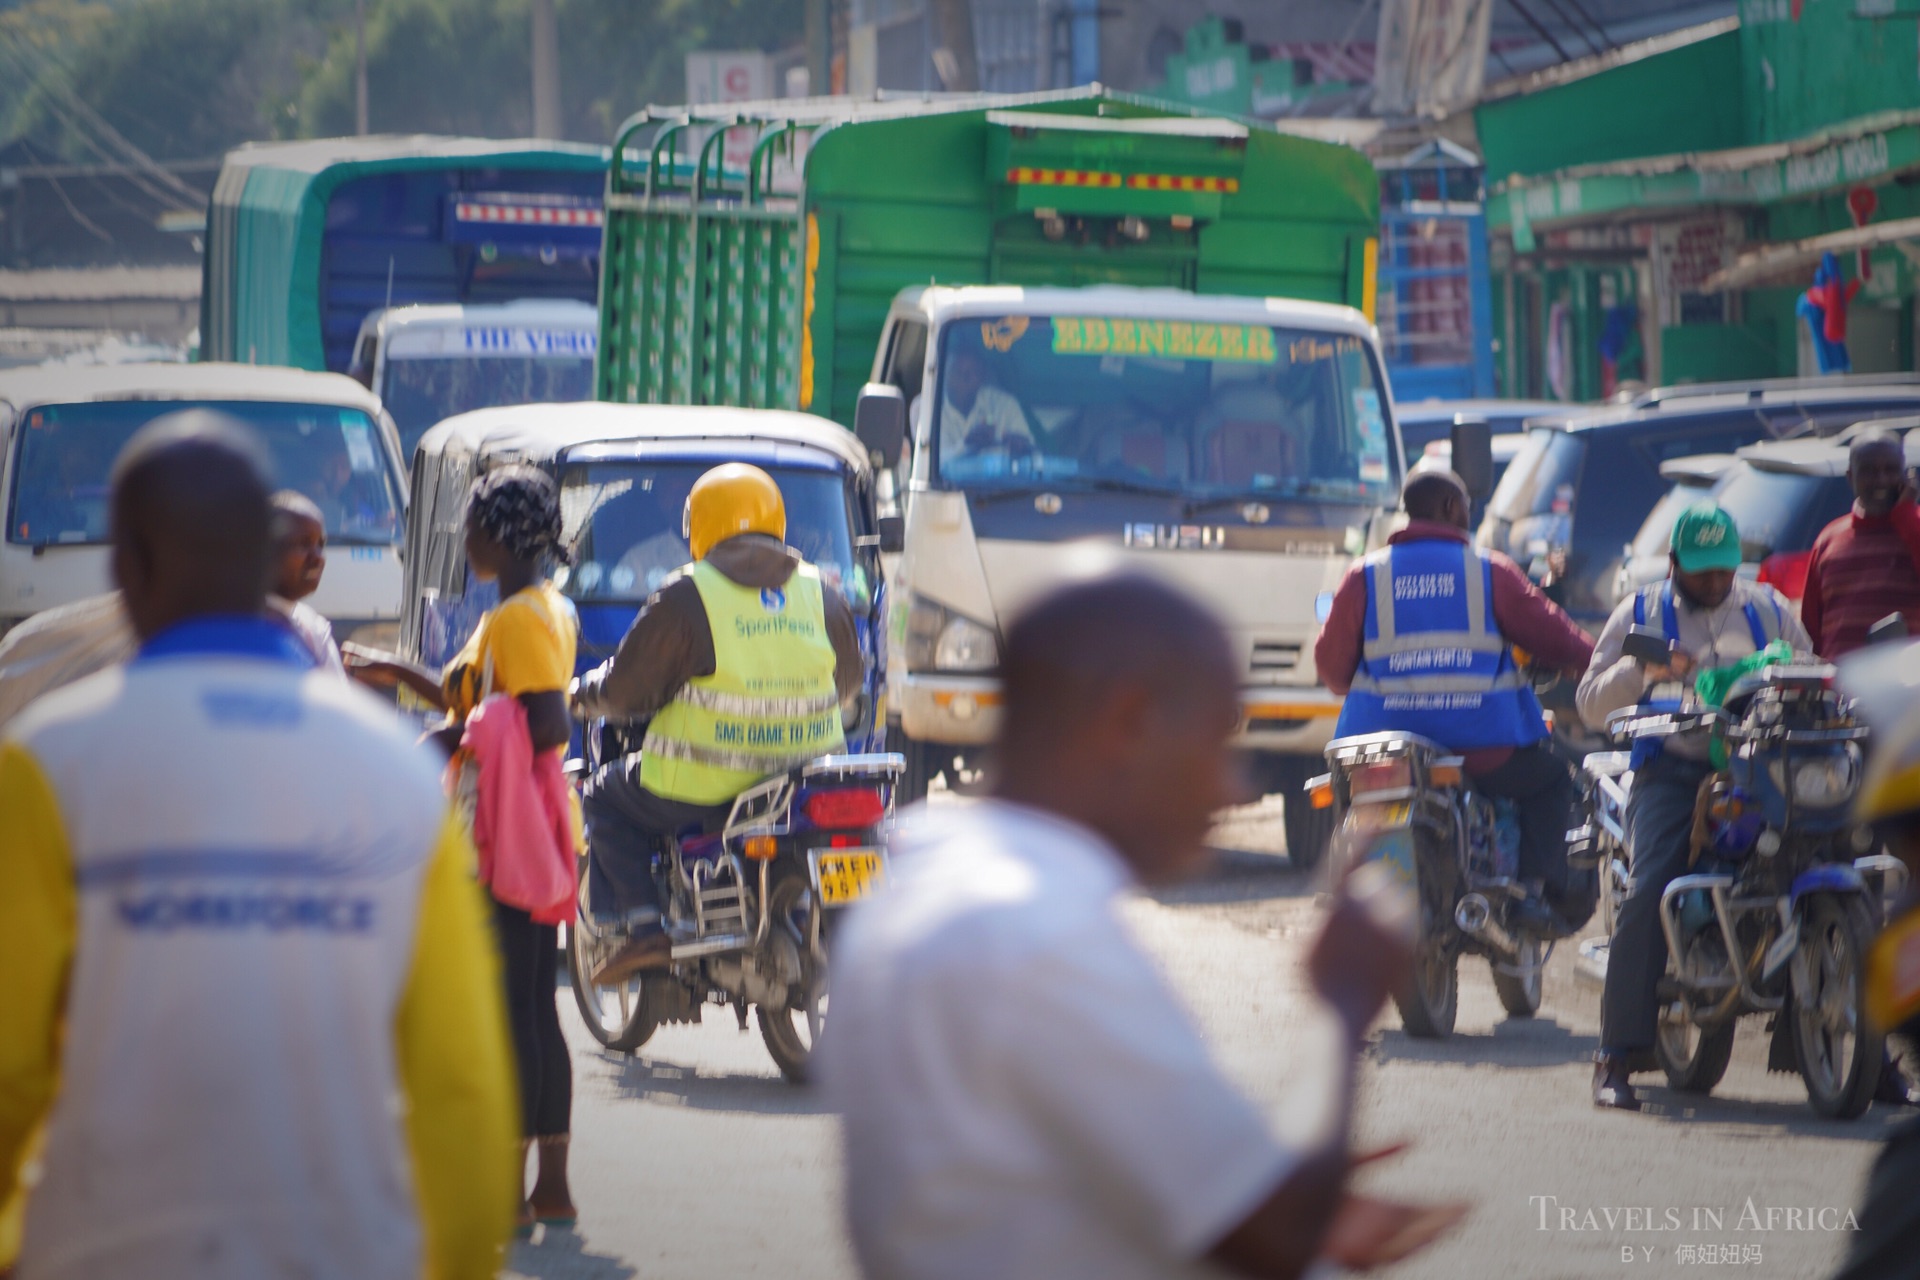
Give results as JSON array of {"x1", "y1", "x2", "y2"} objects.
[
  {"x1": 1622, "y1": 626, "x2": 1674, "y2": 666},
  {"x1": 1868, "y1": 612, "x2": 1909, "y2": 645},
  {"x1": 1449, "y1": 417, "x2": 1494, "y2": 500},
  {"x1": 855, "y1": 383, "x2": 907, "y2": 469},
  {"x1": 876, "y1": 513, "x2": 905, "y2": 554}
]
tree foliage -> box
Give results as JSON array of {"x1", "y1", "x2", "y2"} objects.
[{"x1": 1, "y1": 0, "x2": 804, "y2": 161}]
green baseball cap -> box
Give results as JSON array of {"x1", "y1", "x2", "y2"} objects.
[{"x1": 1670, "y1": 501, "x2": 1742, "y2": 572}]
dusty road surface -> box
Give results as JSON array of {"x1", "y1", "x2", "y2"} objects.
[{"x1": 509, "y1": 797, "x2": 1902, "y2": 1280}]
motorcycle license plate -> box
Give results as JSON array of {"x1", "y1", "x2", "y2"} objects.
[{"x1": 816, "y1": 850, "x2": 886, "y2": 905}]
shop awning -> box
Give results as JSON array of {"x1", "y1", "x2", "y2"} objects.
[
  {"x1": 1701, "y1": 216, "x2": 1920, "y2": 292},
  {"x1": 1490, "y1": 109, "x2": 1920, "y2": 246}
]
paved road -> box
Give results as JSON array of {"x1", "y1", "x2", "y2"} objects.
[{"x1": 510, "y1": 797, "x2": 1903, "y2": 1280}]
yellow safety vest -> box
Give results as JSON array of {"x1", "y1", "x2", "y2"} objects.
[{"x1": 640, "y1": 558, "x2": 846, "y2": 805}]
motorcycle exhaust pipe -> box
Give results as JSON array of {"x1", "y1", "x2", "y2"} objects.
[{"x1": 1454, "y1": 892, "x2": 1520, "y2": 959}]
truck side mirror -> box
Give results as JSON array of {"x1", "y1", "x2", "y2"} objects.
[
  {"x1": 877, "y1": 513, "x2": 905, "y2": 554},
  {"x1": 1449, "y1": 417, "x2": 1495, "y2": 500},
  {"x1": 855, "y1": 383, "x2": 907, "y2": 469}
]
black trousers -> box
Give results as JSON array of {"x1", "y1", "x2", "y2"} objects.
[
  {"x1": 1600, "y1": 752, "x2": 1715, "y2": 1053},
  {"x1": 492, "y1": 898, "x2": 571, "y2": 1139},
  {"x1": 1471, "y1": 742, "x2": 1577, "y2": 898},
  {"x1": 581, "y1": 759, "x2": 732, "y2": 921}
]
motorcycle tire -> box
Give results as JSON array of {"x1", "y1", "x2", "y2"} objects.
[
  {"x1": 1491, "y1": 937, "x2": 1545, "y2": 1018},
  {"x1": 1395, "y1": 945, "x2": 1458, "y2": 1038},
  {"x1": 1654, "y1": 1000, "x2": 1735, "y2": 1095},
  {"x1": 1282, "y1": 787, "x2": 1334, "y2": 872},
  {"x1": 890, "y1": 725, "x2": 936, "y2": 806},
  {"x1": 567, "y1": 916, "x2": 660, "y2": 1053},
  {"x1": 1792, "y1": 894, "x2": 1884, "y2": 1120},
  {"x1": 758, "y1": 872, "x2": 827, "y2": 1085}
]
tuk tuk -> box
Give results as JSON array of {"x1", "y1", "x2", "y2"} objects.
[
  {"x1": 399, "y1": 401, "x2": 886, "y2": 748},
  {"x1": 0, "y1": 362, "x2": 408, "y2": 646}
]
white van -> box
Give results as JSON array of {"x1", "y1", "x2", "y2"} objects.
[
  {"x1": 859, "y1": 285, "x2": 1416, "y2": 865},
  {"x1": 348, "y1": 300, "x2": 599, "y2": 461},
  {"x1": 0, "y1": 362, "x2": 408, "y2": 648}
]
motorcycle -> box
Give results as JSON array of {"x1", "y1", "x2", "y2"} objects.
[
  {"x1": 1587, "y1": 627, "x2": 1908, "y2": 1117},
  {"x1": 567, "y1": 726, "x2": 903, "y2": 1083},
  {"x1": 1309, "y1": 733, "x2": 1558, "y2": 1038}
]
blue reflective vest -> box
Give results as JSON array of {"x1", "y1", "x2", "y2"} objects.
[{"x1": 1333, "y1": 539, "x2": 1549, "y2": 750}]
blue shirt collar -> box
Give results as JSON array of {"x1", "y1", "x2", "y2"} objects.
[{"x1": 136, "y1": 615, "x2": 316, "y2": 668}]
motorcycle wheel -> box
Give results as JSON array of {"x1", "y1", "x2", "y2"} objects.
[
  {"x1": 567, "y1": 907, "x2": 660, "y2": 1053},
  {"x1": 1792, "y1": 895, "x2": 1883, "y2": 1120},
  {"x1": 890, "y1": 725, "x2": 936, "y2": 806},
  {"x1": 1283, "y1": 792, "x2": 1334, "y2": 873},
  {"x1": 1491, "y1": 937, "x2": 1544, "y2": 1018},
  {"x1": 1395, "y1": 943, "x2": 1459, "y2": 1038},
  {"x1": 1654, "y1": 999, "x2": 1735, "y2": 1094},
  {"x1": 758, "y1": 872, "x2": 827, "y2": 1084}
]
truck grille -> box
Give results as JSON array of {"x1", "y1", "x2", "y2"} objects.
[{"x1": 1249, "y1": 640, "x2": 1302, "y2": 682}]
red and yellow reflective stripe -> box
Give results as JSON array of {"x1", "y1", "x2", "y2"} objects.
[{"x1": 1004, "y1": 168, "x2": 1239, "y2": 193}]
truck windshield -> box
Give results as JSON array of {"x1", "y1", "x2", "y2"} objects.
[
  {"x1": 382, "y1": 354, "x2": 597, "y2": 457},
  {"x1": 8, "y1": 399, "x2": 403, "y2": 547},
  {"x1": 928, "y1": 315, "x2": 1396, "y2": 504},
  {"x1": 556, "y1": 462, "x2": 871, "y2": 611}
]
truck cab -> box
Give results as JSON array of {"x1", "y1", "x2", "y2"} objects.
[
  {"x1": 348, "y1": 300, "x2": 600, "y2": 461},
  {"x1": 865, "y1": 284, "x2": 1403, "y2": 862}
]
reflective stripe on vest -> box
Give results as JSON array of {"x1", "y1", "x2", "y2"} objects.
[
  {"x1": 640, "y1": 559, "x2": 846, "y2": 805},
  {"x1": 1634, "y1": 583, "x2": 1772, "y2": 650},
  {"x1": 1333, "y1": 539, "x2": 1548, "y2": 750}
]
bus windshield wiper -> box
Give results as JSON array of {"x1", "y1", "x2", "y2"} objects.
[{"x1": 1183, "y1": 482, "x2": 1351, "y2": 517}]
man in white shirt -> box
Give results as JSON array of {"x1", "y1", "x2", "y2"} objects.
[
  {"x1": 824, "y1": 574, "x2": 1466, "y2": 1280},
  {"x1": 938, "y1": 346, "x2": 1033, "y2": 462}
]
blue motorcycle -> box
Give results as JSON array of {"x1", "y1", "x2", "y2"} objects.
[{"x1": 1597, "y1": 643, "x2": 1905, "y2": 1117}]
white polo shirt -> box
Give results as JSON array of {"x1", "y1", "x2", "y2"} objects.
[{"x1": 822, "y1": 800, "x2": 1294, "y2": 1280}]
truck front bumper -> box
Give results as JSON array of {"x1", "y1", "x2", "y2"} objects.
[{"x1": 896, "y1": 672, "x2": 1344, "y2": 755}]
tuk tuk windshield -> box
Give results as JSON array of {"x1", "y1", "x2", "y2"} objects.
[
  {"x1": 929, "y1": 315, "x2": 1397, "y2": 505},
  {"x1": 556, "y1": 461, "x2": 870, "y2": 610},
  {"x1": 8, "y1": 399, "x2": 403, "y2": 547},
  {"x1": 381, "y1": 354, "x2": 596, "y2": 458}
]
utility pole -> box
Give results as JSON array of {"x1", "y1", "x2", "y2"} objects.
[
  {"x1": 804, "y1": 0, "x2": 829, "y2": 97},
  {"x1": 354, "y1": 0, "x2": 369, "y2": 135},
  {"x1": 929, "y1": 0, "x2": 979, "y2": 91},
  {"x1": 531, "y1": 0, "x2": 561, "y2": 138}
]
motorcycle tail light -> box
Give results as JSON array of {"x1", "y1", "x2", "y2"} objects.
[
  {"x1": 830, "y1": 834, "x2": 864, "y2": 848},
  {"x1": 1758, "y1": 550, "x2": 1812, "y2": 601},
  {"x1": 1350, "y1": 760, "x2": 1412, "y2": 795},
  {"x1": 804, "y1": 787, "x2": 886, "y2": 829},
  {"x1": 1308, "y1": 779, "x2": 1335, "y2": 810}
]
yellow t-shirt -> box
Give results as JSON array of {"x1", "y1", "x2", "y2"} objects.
[{"x1": 442, "y1": 583, "x2": 576, "y2": 720}]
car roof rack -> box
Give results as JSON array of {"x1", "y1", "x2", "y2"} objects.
[{"x1": 1633, "y1": 373, "x2": 1920, "y2": 407}]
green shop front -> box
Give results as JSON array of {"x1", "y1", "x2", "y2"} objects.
[{"x1": 1474, "y1": 9, "x2": 1920, "y2": 396}]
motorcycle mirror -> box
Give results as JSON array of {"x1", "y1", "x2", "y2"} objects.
[
  {"x1": 1868, "y1": 612, "x2": 1909, "y2": 645},
  {"x1": 1448, "y1": 416, "x2": 1495, "y2": 501},
  {"x1": 1622, "y1": 626, "x2": 1674, "y2": 666}
]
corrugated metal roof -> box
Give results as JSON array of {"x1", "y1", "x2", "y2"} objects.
[
  {"x1": 220, "y1": 134, "x2": 606, "y2": 174},
  {"x1": 0, "y1": 267, "x2": 200, "y2": 302}
]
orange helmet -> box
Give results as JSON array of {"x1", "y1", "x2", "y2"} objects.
[{"x1": 685, "y1": 463, "x2": 785, "y2": 560}]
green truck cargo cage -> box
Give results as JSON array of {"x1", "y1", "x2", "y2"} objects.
[{"x1": 596, "y1": 88, "x2": 1381, "y2": 427}]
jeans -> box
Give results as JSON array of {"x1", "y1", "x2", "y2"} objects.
[
  {"x1": 1471, "y1": 743, "x2": 1577, "y2": 900},
  {"x1": 1600, "y1": 752, "x2": 1715, "y2": 1053},
  {"x1": 581, "y1": 758, "x2": 732, "y2": 923},
  {"x1": 492, "y1": 898, "x2": 570, "y2": 1138}
]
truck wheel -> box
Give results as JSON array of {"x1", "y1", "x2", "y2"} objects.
[
  {"x1": 890, "y1": 726, "x2": 936, "y2": 805},
  {"x1": 1793, "y1": 895, "x2": 1883, "y2": 1119}
]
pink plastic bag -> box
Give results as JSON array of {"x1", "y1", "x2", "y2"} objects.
[{"x1": 461, "y1": 695, "x2": 575, "y2": 924}]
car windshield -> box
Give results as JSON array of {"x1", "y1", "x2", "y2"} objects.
[
  {"x1": 8, "y1": 398, "x2": 403, "y2": 546},
  {"x1": 1487, "y1": 427, "x2": 1585, "y2": 522},
  {"x1": 556, "y1": 462, "x2": 870, "y2": 610},
  {"x1": 1630, "y1": 481, "x2": 1715, "y2": 557},
  {"x1": 381, "y1": 354, "x2": 597, "y2": 458},
  {"x1": 928, "y1": 315, "x2": 1397, "y2": 504},
  {"x1": 1711, "y1": 465, "x2": 1846, "y2": 557}
]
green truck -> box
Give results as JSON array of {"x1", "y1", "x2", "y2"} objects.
[{"x1": 596, "y1": 88, "x2": 1399, "y2": 865}]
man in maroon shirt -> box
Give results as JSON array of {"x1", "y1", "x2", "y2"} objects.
[
  {"x1": 1316, "y1": 470, "x2": 1595, "y2": 934},
  {"x1": 1802, "y1": 430, "x2": 1920, "y2": 660}
]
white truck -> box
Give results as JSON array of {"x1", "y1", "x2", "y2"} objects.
[
  {"x1": 348, "y1": 299, "x2": 599, "y2": 461},
  {"x1": 855, "y1": 285, "x2": 1441, "y2": 865}
]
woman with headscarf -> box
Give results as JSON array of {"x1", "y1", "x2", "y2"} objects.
[{"x1": 345, "y1": 464, "x2": 579, "y2": 1232}]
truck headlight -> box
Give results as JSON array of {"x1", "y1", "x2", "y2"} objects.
[
  {"x1": 1768, "y1": 747, "x2": 1860, "y2": 808},
  {"x1": 904, "y1": 595, "x2": 998, "y2": 673}
]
